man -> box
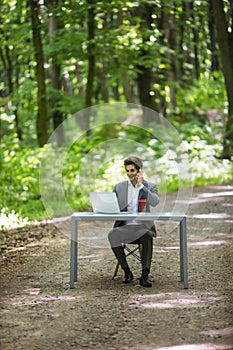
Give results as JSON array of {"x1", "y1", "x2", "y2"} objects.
[{"x1": 108, "y1": 156, "x2": 160, "y2": 287}]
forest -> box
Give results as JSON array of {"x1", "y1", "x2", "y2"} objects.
[{"x1": 0, "y1": 0, "x2": 233, "y2": 230}]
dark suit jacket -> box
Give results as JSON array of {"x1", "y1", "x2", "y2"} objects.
[{"x1": 113, "y1": 180, "x2": 160, "y2": 237}]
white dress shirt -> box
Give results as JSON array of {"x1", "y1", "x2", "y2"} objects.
[{"x1": 126, "y1": 180, "x2": 144, "y2": 225}]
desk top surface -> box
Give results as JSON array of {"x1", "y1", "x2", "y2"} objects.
[{"x1": 71, "y1": 212, "x2": 186, "y2": 221}]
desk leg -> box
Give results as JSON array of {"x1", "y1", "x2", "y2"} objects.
[
  {"x1": 180, "y1": 217, "x2": 188, "y2": 289},
  {"x1": 70, "y1": 218, "x2": 78, "y2": 289}
]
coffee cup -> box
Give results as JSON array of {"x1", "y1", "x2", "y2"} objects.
[{"x1": 138, "y1": 199, "x2": 147, "y2": 212}]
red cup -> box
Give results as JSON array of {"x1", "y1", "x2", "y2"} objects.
[{"x1": 138, "y1": 199, "x2": 147, "y2": 212}]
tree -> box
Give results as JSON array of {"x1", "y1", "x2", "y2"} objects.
[
  {"x1": 117, "y1": 8, "x2": 135, "y2": 104},
  {"x1": 0, "y1": 0, "x2": 231, "y2": 153},
  {"x1": 85, "y1": 1, "x2": 96, "y2": 107},
  {"x1": 0, "y1": 0, "x2": 27, "y2": 141},
  {"x1": 29, "y1": 0, "x2": 48, "y2": 147},
  {"x1": 211, "y1": 0, "x2": 233, "y2": 159},
  {"x1": 208, "y1": 1, "x2": 220, "y2": 73},
  {"x1": 136, "y1": 3, "x2": 158, "y2": 123},
  {"x1": 78, "y1": 0, "x2": 96, "y2": 133},
  {"x1": 45, "y1": 0, "x2": 65, "y2": 146}
]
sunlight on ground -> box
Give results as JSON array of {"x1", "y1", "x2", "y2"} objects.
[
  {"x1": 24, "y1": 288, "x2": 41, "y2": 295},
  {"x1": 221, "y1": 203, "x2": 233, "y2": 207},
  {"x1": 137, "y1": 340, "x2": 233, "y2": 350},
  {"x1": 154, "y1": 246, "x2": 180, "y2": 253},
  {"x1": 201, "y1": 327, "x2": 233, "y2": 337},
  {"x1": 191, "y1": 213, "x2": 232, "y2": 219},
  {"x1": 79, "y1": 253, "x2": 106, "y2": 259},
  {"x1": 188, "y1": 240, "x2": 227, "y2": 247},
  {"x1": 154, "y1": 343, "x2": 232, "y2": 349},
  {"x1": 208, "y1": 185, "x2": 233, "y2": 190},
  {"x1": 188, "y1": 188, "x2": 233, "y2": 206},
  {"x1": 199, "y1": 191, "x2": 233, "y2": 198},
  {"x1": 3, "y1": 293, "x2": 82, "y2": 307},
  {"x1": 130, "y1": 292, "x2": 223, "y2": 310}
]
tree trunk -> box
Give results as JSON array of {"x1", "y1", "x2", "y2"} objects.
[
  {"x1": 211, "y1": 0, "x2": 233, "y2": 159},
  {"x1": 14, "y1": 110, "x2": 23, "y2": 141},
  {"x1": 29, "y1": 0, "x2": 48, "y2": 147},
  {"x1": 81, "y1": 0, "x2": 96, "y2": 133},
  {"x1": 75, "y1": 62, "x2": 84, "y2": 98},
  {"x1": 137, "y1": 3, "x2": 158, "y2": 123},
  {"x1": 99, "y1": 63, "x2": 109, "y2": 103},
  {"x1": 180, "y1": 2, "x2": 196, "y2": 83},
  {"x1": 47, "y1": 0, "x2": 64, "y2": 146},
  {"x1": 162, "y1": 6, "x2": 176, "y2": 112},
  {"x1": 117, "y1": 8, "x2": 135, "y2": 104},
  {"x1": 85, "y1": 0, "x2": 95, "y2": 109},
  {"x1": 208, "y1": 1, "x2": 220, "y2": 73},
  {"x1": 4, "y1": 45, "x2": 14, "y2": 94},
  {"x1": 177, "y1": 5, "x2": 186, "y2": 82},
  {"x1": 190, "y1": 2, "x2": 200, "y2": 79}
]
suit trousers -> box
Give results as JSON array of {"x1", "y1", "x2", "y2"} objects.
[{"x1": 108, "y1": 224, "x2": 153, "y2": 273}]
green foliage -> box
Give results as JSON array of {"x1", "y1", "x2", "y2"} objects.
[
  {"x1": 62, "y1": 120, "x2": 232, "y2": 212},
  {"x1": 1, "y1": 120, "x2": 233, "y2": 230},
  {"x1": 1, "y1": 136, "x2": 40, "y2": 201},
  {"x1": 0, "y1": 0, "x2": 233, "y2": 229},
  {"x1": 0, "y1": 135, "x2": 48, "y2": 226},
  {"x1": 175, "y1": 73, "x2": 227, "y2": 122}
]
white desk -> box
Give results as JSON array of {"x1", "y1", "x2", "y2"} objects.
[{"x1": 70, "y1": 212, "x2": 188, "y2": 289}]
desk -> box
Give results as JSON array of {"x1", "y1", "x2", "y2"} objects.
[{"x1": 70, "y1": 212, "x2": 188, "y2": 289}]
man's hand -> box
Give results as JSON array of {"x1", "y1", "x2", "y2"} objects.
[{"x1": 136, "y1": 169, "x2": 144, "y2": 186}]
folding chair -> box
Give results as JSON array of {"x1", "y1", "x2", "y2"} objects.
[{"x1": 112, "y1": 243, "x2": 142, "y2": 280}]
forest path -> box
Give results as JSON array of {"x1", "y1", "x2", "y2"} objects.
[{"x1": 0, "y1": 183, "x2": 233, "y2": 350}]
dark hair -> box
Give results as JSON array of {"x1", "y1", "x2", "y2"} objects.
[{"x1": 124, "y1": 156, "x2": 143, "y2": 171}]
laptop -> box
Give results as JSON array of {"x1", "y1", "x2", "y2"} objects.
[{"x1": 90, "y1": 192, "x2": 120, "y2": 214}]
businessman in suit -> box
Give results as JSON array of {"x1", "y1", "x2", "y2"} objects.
[{"x1": 108, "y1": 156, "x2": 160, "y2": 287}]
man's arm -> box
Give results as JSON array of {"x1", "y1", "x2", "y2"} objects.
[{"x1": 140, "y1": 182, "x2": 160, "y2": 207}]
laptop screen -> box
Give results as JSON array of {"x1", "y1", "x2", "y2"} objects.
[{"x1": 90, "y1": 192, "x2": 120, "y2": 213}]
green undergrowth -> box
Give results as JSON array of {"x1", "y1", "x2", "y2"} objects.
[{"x1": 0, "y1": 120, "x2": 232, "y2": 231}]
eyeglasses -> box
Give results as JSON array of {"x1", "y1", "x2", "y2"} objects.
[{"x1": 126, "y1": 169, "x2": 137, "y2": 173}]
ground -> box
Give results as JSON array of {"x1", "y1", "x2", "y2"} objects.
[{"x1": 0, "y1": 183, "x2": 233, "y2": 350}]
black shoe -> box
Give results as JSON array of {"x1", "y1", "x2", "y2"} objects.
[
  {"x1": 122, "y1": 270, "x2": 134, "y2": 284},
  {"x1": 140, "y1": 275, "x2": 152, "y2": 287}
]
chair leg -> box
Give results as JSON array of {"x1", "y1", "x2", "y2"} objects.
[
  {"x1": 112, "y1": 261, "x2": 120, "y2": 280},
  {"x1": 125, "y1": 245, "x2": 142, "y2": 262},
  {"x1": 139, "y1": 244, "x2": 142, "y2": 259}
]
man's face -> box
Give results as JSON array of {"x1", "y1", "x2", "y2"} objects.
[{"x1": 125, "y1": 164, "x2": 138, "y2": 182}]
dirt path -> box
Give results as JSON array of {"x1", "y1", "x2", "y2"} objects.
[{"x1": 0, "y1": 183, "x2": 233, "y2": 350}]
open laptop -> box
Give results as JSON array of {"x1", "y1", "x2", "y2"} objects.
[{"x1": 90, "y1": 192, "x2": 121, "y2": 214}]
